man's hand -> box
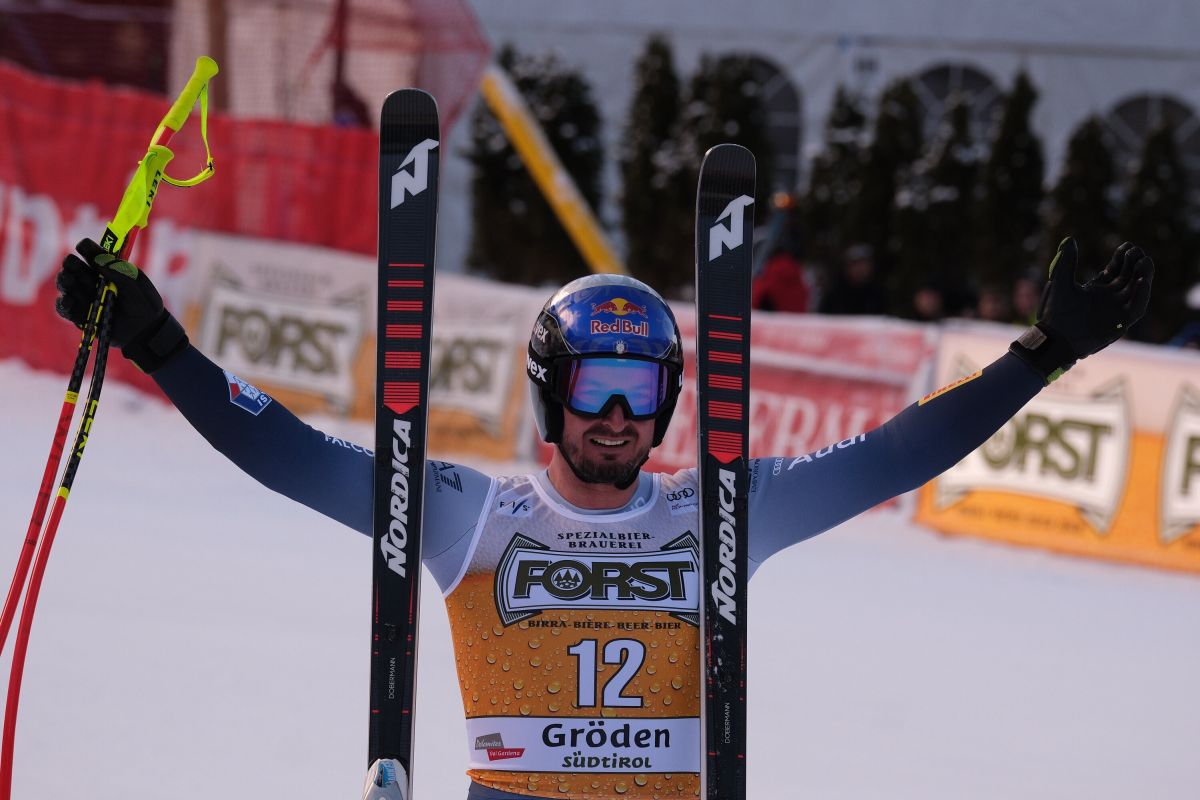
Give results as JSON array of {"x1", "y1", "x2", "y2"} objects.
[
  {"x1": 362, "y1": 758, "x2": 408, "y2": 800},
  {"x1": 1010, "y1": 237, "x2": 1154, "y2": 383},
  {"x1": 54, "y1": 238, "x2": 189, "y2": 373}
]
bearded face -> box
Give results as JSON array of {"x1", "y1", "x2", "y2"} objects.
[{"x1": 557, "y1": 407, "x2": 655, "y2": 486}]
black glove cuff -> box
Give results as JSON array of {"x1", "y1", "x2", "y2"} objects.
[
  {"x1": 121, "y1": 312, "x2": 189, "y2": 374},
  {"x1": 1008, "y1": 324, "x2": 1080, "y2": 384}
]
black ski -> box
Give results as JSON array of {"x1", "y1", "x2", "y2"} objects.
[
  {"x1": 370, "y1": 89, "x2": 440, "y2": 787},
  {"x1": 695, "y1": 143, "x2": 754, "y2": 800}
]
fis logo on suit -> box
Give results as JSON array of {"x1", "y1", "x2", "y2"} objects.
[
  {"x1": 498, "y1": 498, "x2": 532, "y2": 517},
  {"x1": 391, "y1": 138, "x2": 439, "y2": 208},
  {"x1": 494, "y1": 533, "x2": 700, "y2": 626},
  {"x1": 709, "y1": 195, "x2": 754, "y2": 261}
]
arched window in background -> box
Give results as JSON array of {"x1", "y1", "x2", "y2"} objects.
[
  {"x1": 1104, "y1": 94, "x2": 1200, "y2": 206},
  {"x1": 911, "y1": 63, "x2": 1002, "y2": 143},
  {"x1": 737, "y1": 55, "x2": 803, "y2": 191}
]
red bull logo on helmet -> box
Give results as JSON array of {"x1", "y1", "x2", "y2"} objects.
[
  {"x1": 591, "y1": 298, "x2": 648, "y2": 317},
  {"x1": 590, "y1": 297, "x2": 649, "y2": 337}
]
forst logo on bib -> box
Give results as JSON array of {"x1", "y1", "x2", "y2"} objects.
[
  {"x1": 494, "y1": 533, "x2": 700, "y2": 626},
  {"x1": 549, "y1": 566, "x2": 583, "y2": 591}
]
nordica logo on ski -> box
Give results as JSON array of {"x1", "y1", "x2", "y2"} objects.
[
  {"x1": 390, "y1": 138, "x2": 439, "y2": 208},
  {"x1": 380, "y1": 419, "x2": 413, "y2": 576},
  {"x1": 710, "y1": 468, "x2": 740, "y2": 625},
  {"x1": 495, "y1": 533, "x2": 699, "y2": 626},
  {"x1": 708, "y1": 194, "x2": 754, "y2": 261}
]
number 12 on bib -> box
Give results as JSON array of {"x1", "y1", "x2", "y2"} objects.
[{"x1": 695, "y1": 144, "x2": 754, "y2": 799}]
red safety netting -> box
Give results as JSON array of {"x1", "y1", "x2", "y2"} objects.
[{"x1": 0, "y1": 61, "x2": 371, "y2": 388}]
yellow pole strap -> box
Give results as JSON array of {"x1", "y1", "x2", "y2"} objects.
[
  {"x1": 160, "y1": 71, "x2": 216, "y2": 189},
  {"x1": 479, "y1": 64, "x2": 627, "y2": 276},
  {"x1": 104, "y1": 145, "x2": 176, "y2": 252}
]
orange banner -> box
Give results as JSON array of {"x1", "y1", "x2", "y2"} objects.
[{"x1": 916, "y1": 322, "x2": 1200, "y2": 575}]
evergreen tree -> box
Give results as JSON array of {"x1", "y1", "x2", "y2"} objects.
[
  {"x1": 680, "y1": 54, "x2": 776, "y2": 222},
  {"x1": 1119, "y1": 120, "x2": 1197, "y2": 341},
  {"x1": 976, "y1": 71, "x2": 1045, "y2": 293},
  {"x1": 893, "y1": 98, "x2": 982, "y2": 315},
  {"x1": 619, "y1": 35, "x2": 693, "y2": 293},
  {"x1": 802, "y1": 86, "x2": 867, "y2": 269},
  {"x1": 1046, "y1": 116, "x2": 1117, "y2": 268},
  {"x1": 466, "y1": 44, "x2": 604, "y2": 285},
  {"x1": 891, "y1": 164, "x2": 933, "y2": 316},
  {"x1": 856, "y1": 78, "x2": 923, "y2": 272}
]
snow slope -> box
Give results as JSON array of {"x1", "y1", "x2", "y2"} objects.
[{"x1": 1, "y1": 360, "x2": 1197, "y2": 799}]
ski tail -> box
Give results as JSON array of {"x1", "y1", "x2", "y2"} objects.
[
  {"x1": 370, "y1": 88, "x2": 440, "y2": 790},
  {"x1": 694, "y1": 143, "x2": 755, "y2": 800}
]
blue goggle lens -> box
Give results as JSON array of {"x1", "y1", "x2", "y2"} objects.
[{"x1": 558, "y1": 357, "x2": 670, "y2": 419}]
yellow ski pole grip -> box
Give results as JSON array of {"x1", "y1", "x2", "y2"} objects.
[{"x1": 156, "y1": 56, "x2": 219, "y2": 139}]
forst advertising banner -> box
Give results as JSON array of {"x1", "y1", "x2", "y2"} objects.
[
  {"x1": 917, "y1": 322, "x2": 1200, "y2": 575},
  {"x1": 187, "y1": 234, "x2": 541, "y2": 461},
  {"x1": 190, "y1": 234, "x2": 374, "y2": 417},
  {"x1": 421, "y1": 275, "x2": 544, "y2": 461}
]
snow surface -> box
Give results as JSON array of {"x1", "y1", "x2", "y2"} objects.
[{"x1": 1, "y1": 358, "x2": 1198, "y2": 799}]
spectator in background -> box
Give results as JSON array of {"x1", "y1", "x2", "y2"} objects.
[
  {"x1": 819, "y1": 243, "x2": 888, "y2": 316},
  {"x1": 1011, "y1": 272, "x2": 1042, "y2": 326},
  {"x1": 976, "y1": 283, "x2": 1013, "y2": 323},
  {"x1": 910, "y1": 281, "x2": 947, "y2": 322},
  {"x1": 752, "y1": 232, "x2": 811, "y2": 313},
  {"x1": 1167, "y1": 283, "x2": 1200, "y2": 349},
  {"x1": 1168, "y1": 323, "x2": 1200, "y2": 349}
]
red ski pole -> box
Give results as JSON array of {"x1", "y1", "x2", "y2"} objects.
[{"x1": 0, "y1": 56, "x2": 218, "y2": 800}]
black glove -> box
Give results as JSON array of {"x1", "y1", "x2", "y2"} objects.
[
  {"x1": 54, "y1": 238, "x2": 189, "y2": 373},
  {"x1": 1010, "y1": 237, "x2": 1153, "y2": 383}
]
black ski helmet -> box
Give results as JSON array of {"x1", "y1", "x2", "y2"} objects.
[{"x1": 527, "y1": 274, "x2": 683, "y2": 446}]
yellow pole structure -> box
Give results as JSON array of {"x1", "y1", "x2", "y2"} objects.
[{"x1": 479, "y1": 64, "x2": 627, "y2": 275}]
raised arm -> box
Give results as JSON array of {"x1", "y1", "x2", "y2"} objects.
[
  {"x1": 154, "y1": 344, "x2": 376, "y2": 531},
  {"x1": 54, "y1": 240, "x2": 492, "y2": 589},
  {"x1": 747, "y1": 351, "x2": 1040, "y2": 568},
  {"x1": 747, "y1": 237, "x2": 1153, "y2": 570}
]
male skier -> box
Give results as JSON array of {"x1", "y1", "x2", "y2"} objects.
[{"x1": 55, "y1": 236, "x2": 1152, "y2": 799}]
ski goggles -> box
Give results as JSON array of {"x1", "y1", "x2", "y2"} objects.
[{"x1": 555, "y1": 356, "x2": 676, "y2": 420}]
